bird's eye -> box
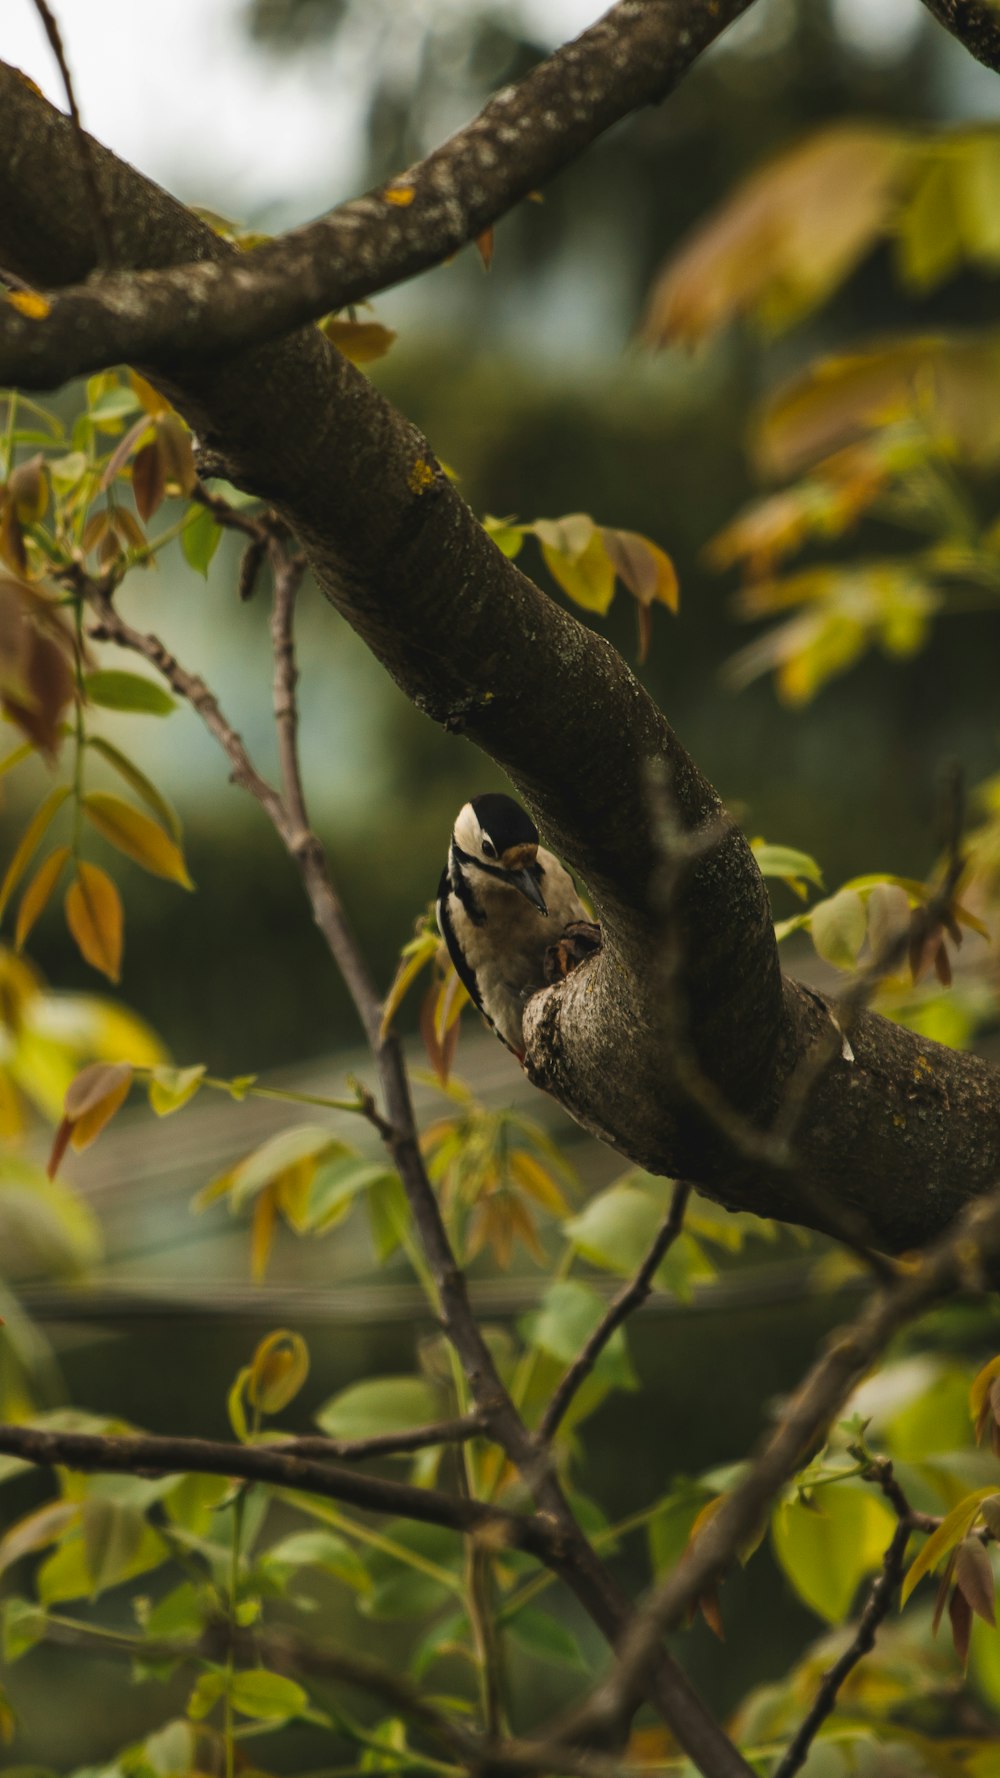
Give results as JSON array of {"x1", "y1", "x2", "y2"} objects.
[{"x1": 482, "y1": 837, "x2": 497, "y2": 859}]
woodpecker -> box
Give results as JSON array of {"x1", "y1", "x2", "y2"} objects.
[{"x1": 437, "y1": 793, "x2": 601, "y2": 1058}]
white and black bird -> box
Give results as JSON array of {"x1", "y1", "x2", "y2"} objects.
[{"x1": 437, "y1": 793, "x2": 600, "y2": 1058}]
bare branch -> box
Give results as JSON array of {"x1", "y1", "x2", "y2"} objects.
[
  {"x1": 569, "y1": 1180, "x2": 1000, "y2": 1744},
  {"x1": 773, "y1": 1518, "x2": 911, "y2": 1778},
  {"x1": 0, "y1": 1422, "x2": 552, "y2": 1556},
  {"x1": 539, "y1": 1181, "x2": 691, "y2": 1443},
  {"x1": 0, "y1": 1, "x2": 753, "y2": 386},
  {"x1": 272, "y1": 1413, "x2": 487, "y2": 1462},
  {"x1": 28, "y1": 0, "x2": 112, "y2": 264}
]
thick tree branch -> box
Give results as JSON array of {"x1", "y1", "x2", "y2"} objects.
[
  {"x1": 0, "y1": 1, "x2": 753, "y2": 385},
  {"x1": 919, "y1": 0, "x2": 1000, "y2": 71}
]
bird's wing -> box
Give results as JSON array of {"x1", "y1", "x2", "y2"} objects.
[{"x1": 436, "y1": 869, "x2": 485, "y2": 1013}]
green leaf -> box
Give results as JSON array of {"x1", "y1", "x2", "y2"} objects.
[
  {"x1": 148, "y1": 1063, "x2": 206, "y2": 1117},
  {"x1": 564, "y1": 1183, "x2": 661, "y2": 1274},
  {"x1": 83, "y1": 670, "x2": 176, "y2": 716},
  {"x1": 204, "y1": 1123, "x2": 348, "y2": 1211},
  {"x1": 751, "y1": 839, "x2": 825, "y2": 897},
  {"x1": 368, "y1": 1170, "x2": 410, "y2": 1262},
  {"x1": 38, "y1": 1519, "x2": 167, "y2": 1603},
  {"x1": 771, "y1": 1482, "x2": 897, "y2": 1623},
  {"x1": 522, "y1": 1279, "x2": 637, "y2": 1392},
  {"x1": 307, "y1": 1155, "x2": 398, "y2": 1232},
  {"x1": 361, "y1": 1521, "x2": 463, "y2": 1620},
  {"x1": 229, "y1": 1667, "x2": 310, "y2": 1721},
  {"x1": 809, "y1": 889, "x2": 868, "y2": 970},
  {"x1": 2, "y1": 1598, "x2": 48, "y2": 1663},
  {"x1": 181, "y1": 503, "x2": 223, "y2": 577},
  {"x1": 648, "y1": 1484, "x2": 715, "y2": 1576},
  {"x1": 482, "y1": 514, "x2": 526, "y2": 558},
  {"x1": 261, "y1": 1530, "x2": 369, "y2": 1593},
  {"x1": 315, "y1": 1375, "x2": 442, "y2": 1441},
  {"x1": 505, "y1": 1606, "x2": 588, "y2": 1669}
]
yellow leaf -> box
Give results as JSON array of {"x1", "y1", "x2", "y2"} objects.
[
  {"x1": 0, "y1": 786, "x2": 71, "y2": 922},
  {"x1": 319, "y1": 317, "x2": 398, "y2": 364},
  {"x1": 248, "y1": 1329, "x2": 310, "y2": 1413},
  {"x1": 970, "y1": 1354, "x2": 1000, "y2": 1424},
  {"x1": 901, "y1": 1486, "x2": 997, "y2": 1605},
  {"x1": 6, "y1": 289, "x2": 52, "y2": 320},
  {"x1": 15, "y1": 843, "x2": 70, "y2": 949},
  {"x1": 384, "y1": 183, "x2": 415, "y2": 206},
  {"x1": 148, "y1": 1063, "x2": 206, "y2": 1117},
  {"x1": 65, "y1": 862, "x2": 124, "y2": 982},
  {"x1": 83, "y1": 792, "x2": 193, "y2": 888},
  {"x1": 128, "y1": 371, "x2": 171, "y2": 417},
  {"x1": 250, "y1": 1184, "x2": 277, "y2": 1282},
  {"x1": 380, "y1": 928, "x2": 439, "y2": 1037},
  {"x1": 509, "y1": 1149, "x2": 571, "y2": 1218}
]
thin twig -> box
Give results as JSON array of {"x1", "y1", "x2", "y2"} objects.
[
  {"x1": 29, "y1": 0, "x2": 113, "y2": 264},
  {"x1": 272, "y1": 1413, "x2": 486, "y2": 1462},
  {"x1": 773, "y1": 1517, "x2": 911, "y2": 1778},
  {"x1": 0, "y1": 1423, "x2": 551, "y2": 1556},
  {"x1": 539, "y1": 1181, "x2": 691, "y2": 1443}
]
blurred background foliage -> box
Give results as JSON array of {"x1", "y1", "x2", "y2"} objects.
[{"x1": 5, "y1": 0, "x2": 1000, "y2": 1767}]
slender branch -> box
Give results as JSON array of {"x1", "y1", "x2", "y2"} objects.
[
  {"x1": 83, "y1": 578, "x2": 286, "y2": 827},
  {"x1": 539, "y1": 1181, "x2": 691, "y2": 1442},
  {"x1": 272, "y1": 1413, "x2": 487, "y2": 1462},
  {"x1": 773, "y1": 1518, "x2": 911, "y2": 1778},
  {"x1": 0, "y1": 1, "x2": 754, "y2": 386},
  {"x1": 568, "y1": 1179, "x2": 1000, "y2": 1744},
  {"x1": 80, "y1": 560, "x2": 753, "y2": 1774},
  {"x1": 269, "y1": 538, "x2": 309, "y2": 830},
  {"x1": 28, "y1": 0, "x2": 112, "y2": 264},
  {"x1": 0, "y1": 1423, "x2": 552, "y2": 1557}
]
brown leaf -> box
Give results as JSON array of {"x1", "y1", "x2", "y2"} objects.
[
  {"x1": 475, "y1": 226, "x2": 495, "y2": 270},
  {"x1": 0, "y1": 500, "x2": 27, "y2": 575},
  {"x1": 602, "y1": 527, "x2": 679, "y2": 612},
  {"x1": 156, "y1": 413, "x2": 197, "y2": 496},
  {"x1": 7, "y1": 455, "x2": 48, "y2": 523},
  {"x1": 46, "y1": 1115, "x2": 73, "y2": 1181},
  {"x1": 954, "y1": 1536, "x2": 996, "y2": 1628},
  {"x1": 65, "y1": 862, "x2": 124, "y2": 982},
  {"x1": 132, "y1": 440, "x2": 166, "y2": 521},
  {"x1": 698, "y1": 1589, "x2": 725, "y2": 1641},
  {"x1": 948, "y1": 1580, "x2": 973, "y2": 1667}
]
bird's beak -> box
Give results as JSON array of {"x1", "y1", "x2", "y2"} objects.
[{"x1": 508, "y1": 867, "x2": 548, "y2": 915}]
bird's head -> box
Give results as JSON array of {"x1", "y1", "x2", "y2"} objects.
[{"x1": 452, "y1": 794, "x2": 548, "y2": 914}]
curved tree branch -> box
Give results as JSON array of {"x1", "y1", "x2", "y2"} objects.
[
  {"x1": 919, "y1": 0, "x2": 1000, "y2": 71},
  {"x1": 0, "y1": 0, "x2": 753, "y2": 386}
]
